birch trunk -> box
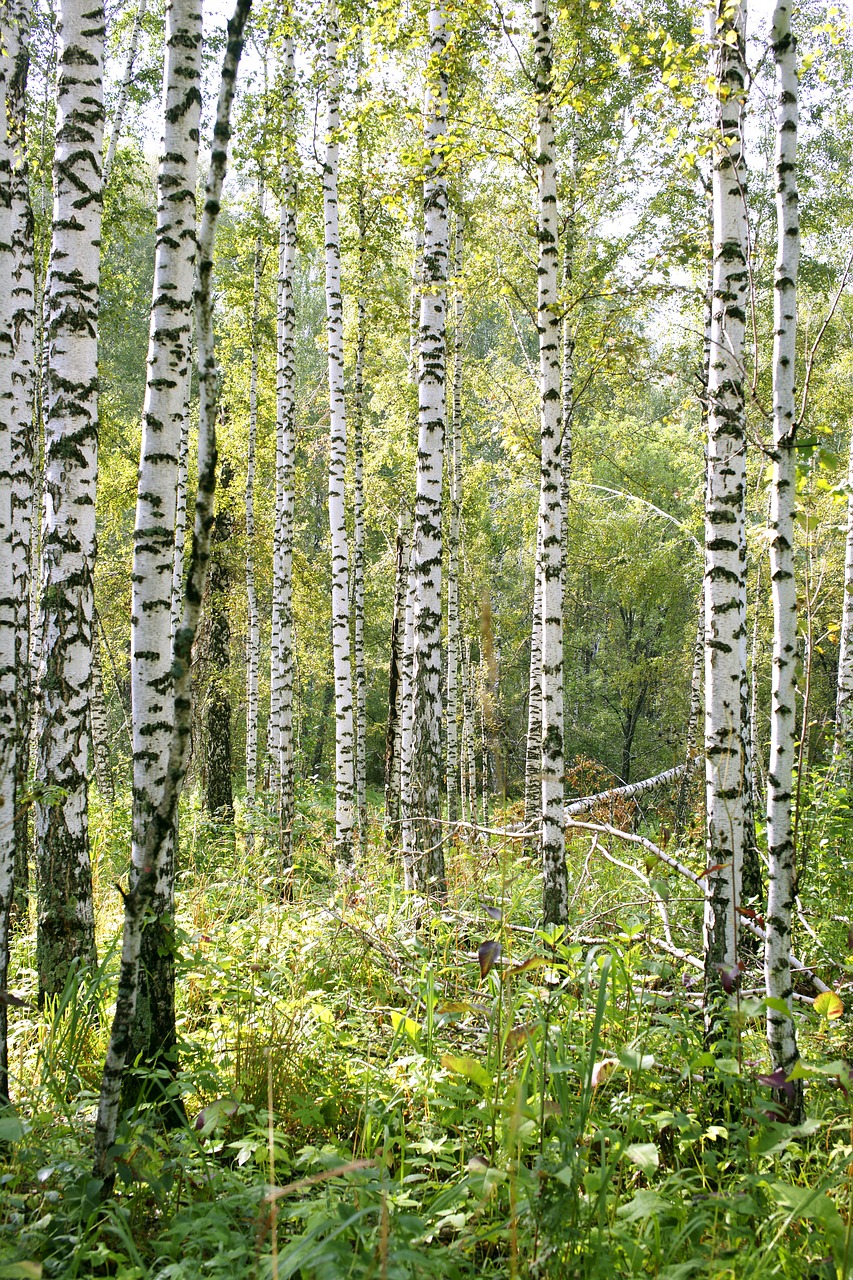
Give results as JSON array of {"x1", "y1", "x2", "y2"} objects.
[
  {"x1": 102, "y1": 0, "x2": 148, "y2": 186},
  {"x1": 271, "y1": 31, "x2": 297, "y2": 886},
  {"x1": 523, "y1": 543, "x2": 543, "y2": 845},
  {"x1": 533, "y1": 0, "x2": 566, "y2": 927},
  {"x1": 93, "y1": 0, "x2": 250, "y2": 1179},
  {"x1": 703, "y1": 0, "x2": 749, "y2": 1018},
  {"x1": 123, "y1": 0, "x2": 202, "y2": 1115},
  {"x1": 323, "y1": 0, "x2": 355, "y2": 867},
  {"x1": 411, "y1": 0, "x2": 449, "y2": 895},
  {"x1": 399, "y1": 543, "x2": 417, "y2": 887},
  {"x1": 385, "y1": 217, "x2": 421, "y2": 849},
  {"x1": 8, "y1": 0, "x2": 35, "y2": 933},
  {"x1": 0, "y1": 3, "x2": 20, "y2": 1102},
  {"x1": 445, "y1": 212, "x2": 463, "y2": 827},
  {"x1": 90, "y1": 623, "x2": 114, "y2": 801},
  {"x1": 835, "y1": 442, "x2": 853, "y2": 758},
  {"x1": 244, "y1": 174, "x2": 263, "y2": 848},
  {"x1": 765, "y1": 0, "x2": 802, "y2": 1118},
  {"x1": 353, "y1": 293, "x2": 367, "y2": 837},
  {"x1": 204, "y1": 453, "x2": 234, "y2": 822},
  {"x1": 35, "y1": 0, "x2": 104, "y2": 1003},
  {"x1": 170, "y1": 382, "x2": 190, "y2": 644}
]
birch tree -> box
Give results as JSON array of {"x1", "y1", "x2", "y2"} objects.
[
  {"x1": 445, "y1": 212, "x2": 463, "y2": 827},
  {"x1": 270, "y1": 25, "x2": 297, "y2": 885},
  {"x1": 35, "y1": 0, "x2": 104, "y2": 1002},
  {"x1": 703, "y1": 0, "x2": 749, "y2": 1015},
  {"x1": 102, "y1": 0, "x2": 148, "y2": 186},
  {"x1": 7, "y1": 0, "x2": 35, "y2": 928},
  {"x1": 244, "y1": 174, "x2": 264, "y2": 846},
  {"x1": 0, "y1": 0, "x2": 20, "y2": 1101},
  {"x1": 533, "y1": 0, "x2": 566, "y2": 927},
  {"x1": 323, "y1": 0, "x2": 355, "y2": 866},
  {"x1": 123, "y1": 0, "x2": 202, "y2": 1107},
  {"x1": 410, "y1": 0, "x2": 449, "y2": 894},
  {"x1": 835, "y1": 443, "x2": 853, "y2": 759},
  {"x1": 94, "y1": 0, "x2": 251, "y2": 1179},
  {"x1": 764, "y1": 0, "x2": 802, "y2": 1117}
]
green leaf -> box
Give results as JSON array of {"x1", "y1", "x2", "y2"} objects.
[
  {"x1": 624, "y1": 1142, "x2": 660, "y2": 1175},
  {"x1": 441, "y1": 1055, "x2": 492, "y2": 1091},
  {"x1": 389, "y1": 1012, "x2": 421, "y2": 1042},
  {"x1": 616, "y1": 1190, "x2": 671, "y2": 1221},
  {"x1": 764, "y1": 996, "x2": 793, "y2": 1018},
  {"x1": 813, "y1": 991, "x2": 844, "y2": 1020},
  {"x1": 618, "y1": 1048, "x2": 655, "y2": 1071},
  {"x1": 0, "y1": 1117, "x2": 25, "y2": 1142},
  {"x1": 0, "y1": 1266, "x2": 43, "y2": 1279}
]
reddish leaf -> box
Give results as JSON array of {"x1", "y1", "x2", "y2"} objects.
[
  {"x1": 757, "y1": 1067, "x2": 797, "y2": 1101},
  {"x1": 714, "y1": 960, "x2": 745, "y2": 993},
  {"x1": 478, "y1": 940, "x2": 502, "y2": 979},
  {"x1": 699, "y1": 863, "x2": 731, "y2": 879}
]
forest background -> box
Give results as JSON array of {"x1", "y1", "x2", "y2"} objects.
[{"x1": 3, "y1": 0, "x2": 853, "y2": 1275}]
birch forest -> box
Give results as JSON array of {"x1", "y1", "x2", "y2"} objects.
[{"x1": 3, "y1": 0, "x2": 853, "y2": 1273}]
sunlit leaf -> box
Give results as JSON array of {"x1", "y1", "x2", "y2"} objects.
[
  {"x1": 624, "y1": 1142, "x2": 660, "y2": 1175},
  {"x1": 699, "y1": 862, "x2": 730, "y2": 879},
  {"x1": 478, "y1": 939, "x2": 502, "y2": 978},
  {"x1": 441, "y1": 1054, "x2": 492, "y2": 1091},
  {"x1": 618, "y1": 1048, "x2": 655, "y2": 1072},
  {"x1": 507, "y1": 955, "x2": 547, "y2": 975},
  {"x1": 389, "y1": 1012, "x2": 421, "y2": 1042},
  {"x1": 813, "y1": 991, "x2": 844, "y2": 1020},
  {"x1": 590, "y1": 1058, "x2": 618, "y2": 1087}
]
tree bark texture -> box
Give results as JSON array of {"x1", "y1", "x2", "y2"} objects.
[
  {"x1": 703, "y1": 0, "x2": 749, "y2": 1018},
  {"x1": 411, "y1": 0, "x2": 449, "y2": 895},
  {"x1": 35, "y1": 0, "x2": 104, "y2": 1003},
  {"x1": 123, "y1": 0, "x2": 202, "y2": 1116},
  {"x1": 445, "y1": 212, "x2": 463, "y2": 828},
  {"x1": 533, "y1": 0, "x2": 566, "y2": 928},
  {"x1": 244, "y1": 173, "x2": 264, "y2": 845},
  {"x1": 93, "y1": 0, "x2": 251, "y2": 1180},
  {"x1": 102, "y1": 0, "x2": 148, "y2": 186},
  {"x1": 764, "y1": 0, "x2": 802, "y2": 1118},
  {"x1": 204, "y1": 452, "x2": 234, "y2": 822},
  {"x1": 323, "y1": 0, "x2": 355, "y2": 866}
]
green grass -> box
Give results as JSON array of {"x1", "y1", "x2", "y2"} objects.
[{"x1": 3, "y1": 784, "x2": 853, "y2": 1278}]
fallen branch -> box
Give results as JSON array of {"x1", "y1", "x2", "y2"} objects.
[{"x1": 565, "y1": 765, "x2": 687, "y2": 817}]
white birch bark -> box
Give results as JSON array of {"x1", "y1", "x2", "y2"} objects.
[
  {"x1": 533, "y1": 0, "x2": 566, "y2": 927},
  {"x1": 445, "y1": 212, "x2": 463, "y2": 828},
  {"x1": 323, "y1": 0, "x2": 355, "y2": 866},
  {"x1": 353, "y1": 292, "x2": 367, "y2": 836},
  {"x1": 90, "y1": 621, "x2": 114, "y2": 801},
  {"x1": 399, "y1": 542, "x2": 417, "y2": 887},
  {"x1": 271, "y1": 31, "x2": 296, "y2": 886},
  {"x1": 835, "y1": 446, "x2": 853, "y2": 757},
  {"x1": 765, "y1": 0, "x2": 802, "y2": 1115},
  {"x1": 7, "y1": 0, "x2": 35, "y2": 929},
  {"x1": 244, "y1": 173, "x2": 263, "y2": 846},
  {"x1": 124, "y1": 0, "x2": 202, "y2": 1107},
  {"x1": 0, "y1": 2, "x2": 20, "y2": 1100},
  {"x1": 35, "y1": 0, "x2": 104, "y2": 1002},
  {"x1": 523, "y1": 535, "x2": 543, "y2": 843},
  {"x1": 703, "y1": 0, "x2": 749, "y2": 1004},
  {"x1": 170, "y1": 379, "x2": 190, "y2": 644},
  {"x1": 411, "y1": 0, "x2": 449, "y2": 894},
  {"x1": 93, "y1": 0, "x2": 250, "y2": 1178},
  {"x1": 102, "y1": 0, "x2": 148, "y2": 187}
]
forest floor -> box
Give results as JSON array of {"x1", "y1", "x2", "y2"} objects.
[{"x1": 4, "y1": 782, "x2": 853, "y2": 1279}]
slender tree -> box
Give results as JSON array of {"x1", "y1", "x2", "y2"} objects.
[
  {"x1": 410, "y1": 0, "x2": 449, "y2": 894},
  {"x1": 34, "y1": 0, "x2": 104, "y2": 1003},
  {"x1": 122, "y1": 0, "x2": 203, "y2": 1112},
  {"x1": 764, "y1": 0, "x2": 802, "y2": 1118},
  {"x1": 93, "y1": 0, "x2": 252, "y2": 1180},
  {"x1": 270, "y1": 24, "x2": 297, "y2": 885},
  {"x1": 7, "y1": 0, "x2": 35, "y2": 929},
  {"x1": 323, "y1": 0, "x2": 355, "y2": 866},
  {"x1": 835, "y1": 440, "x2": 853, "y2": 758},
  {"x1": 703, "y1": 0, "x2": 750, "y2": 1019},
  {"x1": 244, "y1": 173, "x2": 264, "y2": 847},
  {"x1": 445, "y1": 211, "x2": 463, "y2": 827},
  {"x1": 102, "y1": 0, "x2": 148, "y2": 186},
  {"x1": 0, "y1": 0, "x2": 20, "y2": 1101},
  {"x1": 533, "y1": 0, "x2": 566, "y2": 927},
  {"x1": 204, "y1": 452, "x2": 234, "y2": 821}
]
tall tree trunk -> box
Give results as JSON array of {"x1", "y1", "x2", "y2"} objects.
[
  {"x1": 385, "y1": 216, "x2": 421, "y2": 850},
  {"x1": 90, "y1": 621, "x2": 114, "y2": 801},
  {"x1": 0, "y1": 1, "x2": 21, "y2": 1103},
  {"x1": 399, "y1": 543, "x2": 417, "y2": 887},
  {"x1": 353, "y1": 292, "x2": 367, "y2": 836},
  {"x1": 93, "y1": 0, "x2": 250, "y2": 1180},
  {"x1": 8, "y1": 0, "x2": 35, "y2": 934},
  {"x1": 170, "y1": 381, "x2": 190, "y2": 643},
  {"x1": 204, "y1": 453, "x2": 234, "y2": 822},
  {"x1": 271, "y1": 29, "x2": 297, "y2": 887},
  {"x1": 445, "y1": 211, "x2": 463, "y2": 827},
  {"x1": 411, "y1": 0, "x2": 449, "y2": 896},
  {"x1": 35, "y1": 0, "x2": 104, "y2": 1004},
  {"x1": 523, "y1": 537, "x2": 543, "y2": 847},
  {"x1": 533, "y1": 0, "x2": 566, "y2": 928},
  {"x1": 703, "y1": 0, "x2": 749, "y2": 1022},
  {"x1": 323, "y1": 0, "x2": 355, "y2": 867},
  {"x1": 764, "y1": 0, "x2": 802, "y2": 1120},
  {"x1": 244, "y1": 173, "x2": 264, "y2": 849},
  {"x1": 102, "y1": 0, "x2": 148, "y2": 186},
  {"x1": 835, "y1": 441, "x2": 853, "y2": 758},
  {"x1": 123, "y1": 0, "x2": 202, "y2": 1119}
]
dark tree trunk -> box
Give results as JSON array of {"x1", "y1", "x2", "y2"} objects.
[{"x1": 204, "y1": 456, "x2": 234, "y2": 823}]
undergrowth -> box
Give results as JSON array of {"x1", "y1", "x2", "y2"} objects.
[{"x1": 3, "y1": 782, "x2": 853, "y2": 1278}]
